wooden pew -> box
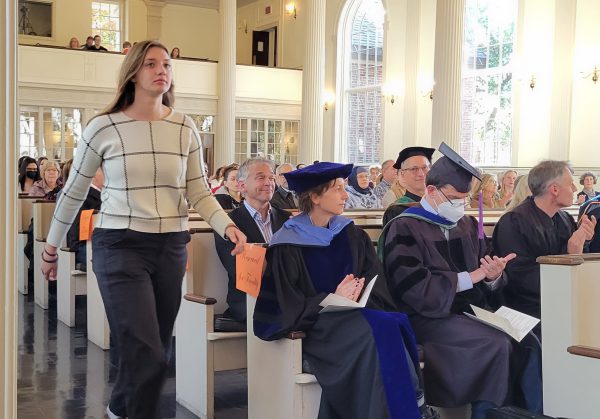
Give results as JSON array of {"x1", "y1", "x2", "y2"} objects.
[
  {"x1": 175, "y1": 222, "x2": 247, "y2": 419},
  {"x1": 538, "y1": 253, "x2": 600, "y2": 418},
  {"x1": 246, "y1": 296, "x2": 321, "y2": 419},
  {"x1": 56, "y1": 246, "x2": 87, "y2": 327},
  {"x1": 32, "y1": 200, "x2": 56, "y2": 309},
  {"x1": 17, "y1": 195, "x2": 37, "y2": 294}
]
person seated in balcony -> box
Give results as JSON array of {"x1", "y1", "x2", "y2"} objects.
[
  {"x1": 214, "y1": 163, "x2": 243, "y2": 209},
  {"x1": 254, "y1": 162, "x2": 439, "y2": 419},
  {"x1": 91, "y1": 35, "x2": 108, "y2": 52},
  {"x1": 344, "y1": 166, "x2": 381, "y2": 209},
  {"x1": 18, "y1": 157, "x2": 40, "y2": 194},
  {"x1": 214, "y1": 157, "x2": 290, "y2": 328},
  {"x1": 68, "y1": 37, "x2": 80, "y2": 49},
  {"x1": 122, "y1": 41, "x2": 132, "y2": 54},
  {"x1": 82, "y1": 36, "x2": 95, "y2": 50},
  {"x1": 170, "y1": 47, "x2": 181, "y2": 59}
]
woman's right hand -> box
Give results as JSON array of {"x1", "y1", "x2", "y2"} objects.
[
  {"x1": 41, "y1": 244, "x2": 58, "y2": 281},
  {"x1": 335, "y1": 274, "x2": 365, "y2": 302}
]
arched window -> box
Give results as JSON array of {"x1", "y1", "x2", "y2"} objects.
[
  {"x1": 337, "y1": 0, "x2": 385, "y2": 164},
  {"x1": 461, "y1": 0, "x2": 517, "y2": 166}
]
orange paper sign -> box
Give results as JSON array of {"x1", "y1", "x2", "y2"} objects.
[
  {"x1": 79, "y1": 209, "x2": 95, "y2": 241},
  {"x1": 236, "y1": 244, "x2": 267, "y2": 298}
]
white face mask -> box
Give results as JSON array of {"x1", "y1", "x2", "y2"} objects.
[{"x1": 436, "y1": 199, "x2": 465, "y2": 223}]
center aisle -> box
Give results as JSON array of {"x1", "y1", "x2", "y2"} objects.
[{"x1": 16, "y1": 289, "x2": 247, "y2": 419}]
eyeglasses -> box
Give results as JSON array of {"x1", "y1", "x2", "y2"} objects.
[
  {"x1": 402, "y1": 165, "x2": 430, "y2": 175},
  {"x1": 437, "y1": 187, "x2": 465, "y2": 208}
]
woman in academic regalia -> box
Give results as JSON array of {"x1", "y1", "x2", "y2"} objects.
[{"x1": 253, "y1": 162, "x2": 439, "y2": 419}]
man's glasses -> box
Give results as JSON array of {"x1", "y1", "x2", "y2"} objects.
[
  {"x1": 401, "y1": 165, "x2": 430, "y2": 175},
  {"x1": 437, "y1": 187, "x2": 465, "y2": 208}
]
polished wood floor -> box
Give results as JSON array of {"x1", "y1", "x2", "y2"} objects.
[{"x1": 17, "y1": 282, "x2": 248, "y2": 419}]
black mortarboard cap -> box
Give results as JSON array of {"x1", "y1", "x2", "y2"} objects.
[
  {"x1": 393, "y1": 146, "x2": 436, "y2": 169},
  {"x1": 284, "y1": 162, "x2": 354, "y2": 194},
  {"x1": 427, "y1": 142, "x2": 482, "y2": 193}
]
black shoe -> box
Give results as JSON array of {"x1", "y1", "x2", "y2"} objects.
[
  {"x1": 214, "y1": 316, "x2": 246, "y2": 332},
  {"x1": 420, "y1": 405, "x2": 440, "y2": 419}
]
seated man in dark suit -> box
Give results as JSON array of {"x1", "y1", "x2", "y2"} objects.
[
  {"x1": 214, "y1": 157, "x2": 290, "y2": 330},
  {"x1": 270, "y1": 162, "x2": 297, "y2": 209}
]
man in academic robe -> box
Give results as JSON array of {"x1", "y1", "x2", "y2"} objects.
[
  {"x1": 382, "y1": 143, "x2": 542, "y2": 419},
  {"x1": 214, "y1": 158, "x2": 290, "y2": 327},
  {"x1": 270, "y1": 162, "x2": 297, "y2": 209},
  {"x1": 493, "y1": 160, "x2": 596, "y2": 335},
  {"x1": 382, "y1": 147, "x2": 435, "y2": 227}
]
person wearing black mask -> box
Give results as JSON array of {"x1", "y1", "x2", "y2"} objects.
[{"x1": 18, "y1": 157, "x2": 40, "y2": 193}]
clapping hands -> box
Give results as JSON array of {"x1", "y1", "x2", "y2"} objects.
[
  {"x1": 568, "y1": 214, "x2": 597, "y2": 254},
  {"x1": 479, "y1": 253, "x2": 517, "y2": 281}
]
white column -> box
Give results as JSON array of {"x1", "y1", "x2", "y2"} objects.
[
  {"x1": 144, "y1": 0, "x2": 166, "y2": 40},
  {"x1": 215, "y1": 0, "x2": 236, "y2": 169},
  {"x1": 299, "y1": 0, "x2": 326, "y2": 164},
  {"x1": 0, "y1": 0, "x2": 18, "y2": 417},
  {"x1": 431, "y1": 0, "x2": 465, "y2": 150}
]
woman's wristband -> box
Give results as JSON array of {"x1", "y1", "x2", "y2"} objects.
[
  {"x1": 42, "y1": 253, "x2": 58, "y2": 263},
  {"x1": 43, "y1": 248, "x2": 58, "y2": 258}
]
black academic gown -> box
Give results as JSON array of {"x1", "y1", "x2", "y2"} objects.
[
  {"x1": 254, "y1": 221, "x2": 421, "y2": 419},
  {"x1": 270, "y1": 185, "x2": 297, "y2": 210},
  {"x1": 382, "y1": 190, "x2": 421, "y2": 227},
  {"x1": 493, "y1": 196, "x2": 576, "y2": 322},
  {"x1": 583, "y1": 202, "x2": 600, "y2": 252},
  {"x1": 383, "y1": 207, "x2": 528, "y2": 408},
  {"x1": 214, "y1": 204, "x2": 290, "y2": 322}
]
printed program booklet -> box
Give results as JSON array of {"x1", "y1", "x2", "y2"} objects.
[
  {"x1": 464, "y1": 305, "x2": 540, "y2": 342},
  {"x1": 319, "y1": 275, "x2": 378, "y2": 313}
]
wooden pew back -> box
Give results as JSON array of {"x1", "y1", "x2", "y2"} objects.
[
  {"x1": 33, "y1": 200, "x2": 56, "y2": 241},
  {"x1": 17, "y1": 196, "x2": 37, "y2": 233}
]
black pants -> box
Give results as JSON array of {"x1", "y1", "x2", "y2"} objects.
[{"x1": 92, "y1": 228, "x2": 190, "y2": 419}]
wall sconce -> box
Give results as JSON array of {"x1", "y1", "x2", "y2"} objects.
[
  {"x1": 382, "y1": 80, "x2": 404, "y2": 105},
  {"x1": 285, "y1": 3, "x2": 297, "y2": 19},
  {"x1": 323, "y1": 91, "x2": 335, "y2": 111},
  {"x1": 417, "y1": 75, "x2": 434, "y2": 101},
  {"x1": 581, "y1": 65, "x2": 599, "y2": 83},
  {"x1": 529, "y1": 75, "x2": 536, "y2": 90}
]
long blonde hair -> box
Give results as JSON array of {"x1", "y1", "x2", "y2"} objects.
[
  {"x1": 469, "y1": 173, "x2": 498, "y2": 208},
  {"x1": 100, "y1": 40, "x2": 175, "y2": 116},
  {"x1": 505, "y1": 174, "x2": 532, "y2": 212}
]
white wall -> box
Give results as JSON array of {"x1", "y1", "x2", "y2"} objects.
[
  {"x1": 18, "y1": 45, "x2": 302, "y2": 121},
  {"x1": 162, "y1": 4, "x2": 220, "y2": 60}
]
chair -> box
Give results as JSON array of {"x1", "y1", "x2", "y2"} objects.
[
  {"x1": 175, "y1": 226, "x2": 247, "y2": 419},
  {"x1": 85, "y1": 240, "x2": 110, "y2": 350}
]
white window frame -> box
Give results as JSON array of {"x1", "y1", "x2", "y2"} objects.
[
  {"x1": 460, "y1": 0, "x2": 517, "y2": 166},
  {"x1": 91, "y1": 0, "x2": 122, "y2": 52},
  {"x1": 335, "y1": 0, "x2": 385, "y2": 165}
]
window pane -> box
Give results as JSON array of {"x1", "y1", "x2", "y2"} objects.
[{"x1": 461, "y1": 0, "x2": 517, "y2": 166}]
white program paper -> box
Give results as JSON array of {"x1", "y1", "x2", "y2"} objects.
[
  {"x1": 464, "y1": 305, "x2": 540, "y2": 342},
  {"x1": 319, "y1": 275, "x2": 378, "y2": 313}
]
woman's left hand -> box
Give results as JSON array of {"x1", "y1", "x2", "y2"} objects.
[{"x1": 225, "y1": 225, "x2": 247, "y2": 255}]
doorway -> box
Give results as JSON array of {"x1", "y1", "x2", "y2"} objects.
[{"x1": 252, "y1": 26, "x2": 277, "y2": 67}]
